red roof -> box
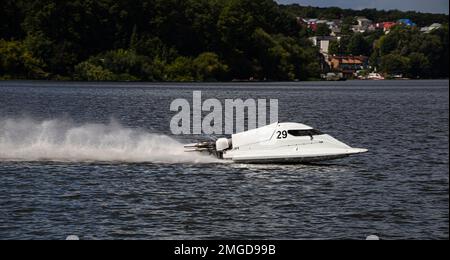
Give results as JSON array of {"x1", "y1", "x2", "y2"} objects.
[
  {"x1": 383, "y1": 22, "x2": 396, "y2": 29},
  {"x1": 376, "y1": 22, "x2": 396, "y2": 30},
  {"x1": 330, "y1": 55, "x2": 368, "y2": 65}
]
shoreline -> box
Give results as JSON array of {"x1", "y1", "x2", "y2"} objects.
[{"x1": 1, "y1": 78, "x2": 449, "y2": 85}]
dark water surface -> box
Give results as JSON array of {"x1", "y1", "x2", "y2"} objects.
[{"x1": 0, "y1": 80, "x2": 448, "y2": 240}]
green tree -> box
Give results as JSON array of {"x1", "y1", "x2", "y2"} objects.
[
  {"x1": 407, "y1": 52, "x2": 430, "y2": 78},
  {"x1": 347, "y1": 33, "x2": 371, "y2": 56},
  {"x1": 0, "y1": 39, "x2": 48, "y2": 79},
  {"x1": 74, "y1": 49, "x2": 163, "y2": 81},
  {"x1": 165, "y1": 57, "x2": 196, "y2": 81},
  {"x1": 430, "y1": 25, "x2": 449, "y2": 78},
  {"x1": 193, "y1": 52, "x2": 229, "y2": 81},
  {"x1": 329, "y1": 36, "x2": 351, "y2": 55},
  {"x1": 217, "y1": 0, "x2": 256, "y2": 78},
  {"x1": 252, "y1": 28, "x2": 320, "y2": 80},
  {"x1": 0, "y1": 0, "x2": 24, "y2": 39},
  {"x1": 252, "y1": 28, "x2": 295, "y2": 80},
  {"x1": 74, "y1": 62, "x2": 116, "y2": 81},
  {"x1": 340, "y1": 16, "x2": 357, "y2": 35},
  {"x1": 372, "y1": 24, "x2": 449, "y2": 78},
  {"x1": 380, "y1": 54, "x2": 410, "y2": 75},
  {"x1": 315, "y1": 23, "x2": 331, "y2": 36}
]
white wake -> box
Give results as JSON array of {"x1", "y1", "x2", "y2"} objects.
[{"x1": 0, "y1": 118, "x2": 217, "y2": 163}]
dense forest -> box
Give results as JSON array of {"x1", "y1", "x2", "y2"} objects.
[{"x1": 0, "y1": 0, "x2": 448, "y2": 81}]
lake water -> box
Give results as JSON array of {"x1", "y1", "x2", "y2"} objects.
[{"x1": 0, "y1": 80, "x2": 448, "y2": 240}]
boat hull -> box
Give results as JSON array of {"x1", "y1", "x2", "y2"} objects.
[
  {"x1": 225, "y1": 148, "x2": 368, "y2": 164},
  {"x1": 229, "y1": 154, "x2": 351, "y2": 164}
]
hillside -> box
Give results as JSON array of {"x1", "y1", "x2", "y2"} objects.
[{"x1": 0, "y1": 0, "x2": 448, "y2": 81}]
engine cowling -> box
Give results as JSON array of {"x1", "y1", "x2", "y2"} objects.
[{"x1": 216, "y1": 138, "x2": 231, "y2": 151}]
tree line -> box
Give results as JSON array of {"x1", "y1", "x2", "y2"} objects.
[{"x1": 0, "y1": 0, "x2": 448, "y2": 81}]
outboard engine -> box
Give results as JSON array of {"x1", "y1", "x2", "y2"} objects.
[
  {"x1": 216, "y1": 138, "x2": 232, "y2": 152},
  {"x1": 184, "y1": 138, "x2": 232, "y2": 159},
  {"x1": 215, "y1": 138, "x2": 231, "y2": 159},
  {"x1": 184, "y1": 138, "x2": 233, "y2": 159}
]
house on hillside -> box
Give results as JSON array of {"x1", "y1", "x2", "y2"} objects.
[
  {"x1": 309, "y1": 36, "x2": 339, "y2": 55},
  {"x1": 352, "y1": 17, "x2": 373, "y2": 33},
  {"x1": 398, "y1": 19, "x2": 416, "y2": 27},
  {"x1": 298, "y1": 18, "x2": 342, "y2": 33},
  {"x1": 309, "y1": 36, "x2": 340, "y2": 74},
  {"x1": 375, "y1": 22, "x2": 397, "y2": 33},
  {"x1": 328, "y1": 55, "x2": 369, "y2": 78},
  {"x1": 420, "y1": 23, "x2": 442, "y2": 33},
  {"x1": 330, "y1": 26, "x2": 342, "y2": 36},
  {"x1": 328, "y1": 20, "x2": 342, "y2": 36},
  {"x1": 298, "y1": 18, "x2": 319, "y2": 31}
]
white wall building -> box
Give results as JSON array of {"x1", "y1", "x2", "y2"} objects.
[{"x1": 420, "y1": 23, "x2": 442, "y2": 33}]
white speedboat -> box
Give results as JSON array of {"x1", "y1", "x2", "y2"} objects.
[
  {"x1": 185, "y1": 122, "x2": 368, "y2": 163},
  {"x1": 367, "y1": 73, "x2": 385, "y2": 80}
]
